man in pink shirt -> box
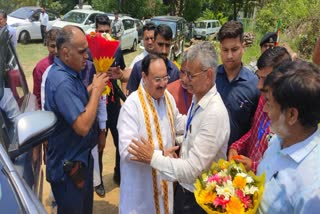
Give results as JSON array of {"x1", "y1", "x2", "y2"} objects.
[{"x1": 228, "y1": 46, "x2": 292, "y2": 172}]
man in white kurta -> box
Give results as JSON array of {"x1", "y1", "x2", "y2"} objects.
[{"x1": 117, "y1": 54, "x2": 185, "y2": 214}]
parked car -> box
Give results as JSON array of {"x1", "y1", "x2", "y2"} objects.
[
  {"x1": 0, "y1": 26, "x2": 57, "y2": 212},
  {"x1": 86, "y1": 14, "x2": 139, "y2": 52},
  {"x1": 7, "y1": 6, "x2": 60, "y2": 44},
  {"x1": 193, "y1": 20, "x2": 221, "y2": 40},
  {"x1": 52, "y1": 9, "x2": 104, "y2": 32},
  {"x1": 151, "y1": 16, "x2": 188, "y2": 60},
  {"x1": 133, "y1": 18, "x2": 143, "y2": 42}
]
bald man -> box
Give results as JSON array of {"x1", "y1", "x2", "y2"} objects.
[{"x1": 44, "y1": 26, "x2": 108, "y2": 213}]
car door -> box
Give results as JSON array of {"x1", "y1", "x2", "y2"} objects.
[
  {"x1": 121, "y1": 19, "x2": 135, "y2": 50},
  {"x1": 29, "y1": 11, "x2": 42, "y2": 40}
]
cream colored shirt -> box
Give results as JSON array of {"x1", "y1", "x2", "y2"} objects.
[{"x1": 151, "y1": 85, "x2": 230, "y2": 192}]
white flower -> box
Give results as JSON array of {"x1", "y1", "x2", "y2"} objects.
[
  {"x1": 243, "y1": 185, "x2": 258, "y2": 195},
  {"x1": 217, "y1": 169, "x2": 228, "y2": 177},
  {"x1": 236, "y1": 172, "x2": 247, "y2": 178},
  {"x1": 216, "y1": 180, "x2": 235, "y2": 200},
  {"x1": 245, "y1": 176, "x2": 254, "y2": 184},
  {"x1": 206, "y1": 181, "x2": 216, "y2": 191}
]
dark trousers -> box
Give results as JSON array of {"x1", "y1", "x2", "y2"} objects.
[
  {"x1": 103, "y1": 101, "x2": 121, "y2": 176},
  {"x1": 40, "y1": 25, "x2": 46, "y2": 43},
  {"x1": 174, "y1": 183, "x2": 206, "y2": 214},
  {"x1": 51, "y1": 157, "x2": 93, "y2": 214}
]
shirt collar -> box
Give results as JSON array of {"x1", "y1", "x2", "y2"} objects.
[
  {"x1": 192, "y1": 85, "x2": 218, "y2": 110},
  {"x1": 280, "y1": 129, "x2": 320, "y2": 163},
  {"x1": 217, "y1": 64, "x2": 251, "y2": 81},
  {"x1": 54, "y1": 56, "x2": 80, "y2": 79}
]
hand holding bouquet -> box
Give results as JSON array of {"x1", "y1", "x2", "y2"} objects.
[
  {"x1": 86, "y1": 32, "x2": 120, "y2": 96},
  {"x1": 194, "y1": 159, "x2": 265, "y2": 214}
]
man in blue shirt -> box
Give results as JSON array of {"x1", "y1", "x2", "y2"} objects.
[
  {"x1": 257, "y1": 60, "x2": 320, "y2": 213},
  {"x1": 216, "y1": 20, "x2": 260, "y2": 146},
  {"x1": 126, "y1": 24, "x2": 180, "y2": 94},
  {"x1": 44, "y1": 25, "x2": 108, "y2": 213}
]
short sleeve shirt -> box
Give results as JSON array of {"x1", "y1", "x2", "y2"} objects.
[{"x1": 44, "y1": 57, "x2": 98, "y2": 182}]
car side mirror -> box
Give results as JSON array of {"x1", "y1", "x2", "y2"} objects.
[{"x1": 8, "y1": 111, "x2": 57, "y2": 159}]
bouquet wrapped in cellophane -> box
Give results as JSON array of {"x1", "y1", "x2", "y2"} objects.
[
  {"x1": 194, "y1": 159, "x2": 265, "y2": 214},
  {"x1": 86, "y1": 32, "x2": 120, "y2": 96}
]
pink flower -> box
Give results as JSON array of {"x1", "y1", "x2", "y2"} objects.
[
  {"x1": 213, "y1": 196, "x2": 230, "y2": 209},
  {"x1": 208, "y1": 174, "x2": 222, "y2": 184},
  {"x1": 235, "y1": 189, "x2": 253, "y2": 209}
]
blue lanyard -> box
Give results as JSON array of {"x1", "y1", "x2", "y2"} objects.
[
  {"x1": 256, "y1": 113, "x2": 270, "y2": 147},
  {"x1": 182, "y1": 88, "x2": 188, "y2": 110},
  {"x1": 184, "y1": 102, "x2": 200, "y2": 139}
]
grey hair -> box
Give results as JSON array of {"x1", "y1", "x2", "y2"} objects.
[
  {"x1": 181, "y1": 51, "x2": 188, "y2": 64},
  {"x1": 187, "y1": 41, "x2": 218, "y2": 75}
]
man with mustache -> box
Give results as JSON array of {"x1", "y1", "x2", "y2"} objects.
[
  {"x1": 216, "y1": 20, "x2": 260, "y2": 146},
  {"x1": 117, "y1": 53, "x2": 186, "y2": 213},
  {"x1": 126, "y1": 24, "x2": 180, "y2": 94},
  {"x1": 44, "y1": 25, "x2": 108, "y2": 213},
  {"x1": 257, "y1": 60, "x2": 320, "y2": 213}
]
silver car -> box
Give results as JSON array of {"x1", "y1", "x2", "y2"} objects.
[{"x1": 0, "y1": 26, "x2": 57, "y2": 213}]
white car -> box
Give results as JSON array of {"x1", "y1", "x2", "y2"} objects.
[
  {"x1": 194, "y1": 20, "x2": 221, "y2": 40},
  {"x1": 52, "y1": 9, "x2": 104, "y2": 33},
  {"x1": 7, "y1": 6, "x2": 60, "y2": 44},
  {"x1": 86, "y1": 14, "x2": 139, "y2": 52}
]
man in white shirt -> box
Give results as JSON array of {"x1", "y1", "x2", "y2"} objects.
[
  {"x1": 39, "y1": 7, "x2": 49, "y2": 45},
  {"x1": 111, "y1": 11, "x2": 124, "y2": 40},
  {"x1": 117, "y1": 54, "x2": 186, "y2": 214},
  {"x1": 128, "y1": 42, "x2": 230, "y2": 213}
]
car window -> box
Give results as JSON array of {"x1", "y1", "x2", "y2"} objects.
[
  {"x1": 9, "y1": 7, "x2": 35, "y2": 19},
  {"x1": 196, "y1": 22, "x2": 206, "y2": 29},
  {"x1": 62, "y1": 12, "x2": 88, "y2": 24},
  {"x1": 87, "y1": 13, "x2": 99, "y2": 25},
  {"x1": 47, "y1": 11, "x2": 58, "y2": 21},
  {"x1": 123, "y1": 19, "x2": 134, "y2": 30},
  {"x1": 0, "y1": 159, "x2": 23, "y2": 213},
  {"x1": 151, "y1": 20, "x2": 177, "y2": 37},
  {"x1": 32, "y1": 11, "x2": 40, "y2": 21}
]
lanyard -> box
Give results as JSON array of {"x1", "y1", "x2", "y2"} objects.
[
  {"x1": 182, "y1": 88, "x2": 188, "y2": 111},
  {"x1": 256, "y1": 113, "x2": 270, "y2": 147},
  {"x1": 184, "y1": 102, "x2": 200, "y2": 139}
]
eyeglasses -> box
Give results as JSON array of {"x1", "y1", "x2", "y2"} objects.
[
  {"x1": 186, "y1": 69, "x2": 208, "y2": 80},
  {"x1": 98, "y1": 30, "x2": 110, "y2": 33},
  {"x1": 152, "y1": 75, "x2": 170, "y2": 83}
]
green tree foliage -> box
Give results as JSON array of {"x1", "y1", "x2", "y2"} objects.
[
  {"x1": 183, "y1": 0, "x2": 203, "y2": 22},
  {"x1": 255, "y1": 0, "x2": 320, "y2": 59}
]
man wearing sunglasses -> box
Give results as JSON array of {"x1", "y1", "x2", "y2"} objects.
[
  {"x1": 94, "y1": 14, "x2": 127, "y2": 192},
  {"x1": 126, "y1": 24, "x2": 180, "y2": 94}
]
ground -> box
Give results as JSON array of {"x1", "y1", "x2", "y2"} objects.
[{"x1": 17, "y1": 42, "x2": 142, "y2": 214}]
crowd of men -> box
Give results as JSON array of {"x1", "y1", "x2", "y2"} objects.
[{"x1": 1, "y1": 8, "x2": 320, "y2": 214}]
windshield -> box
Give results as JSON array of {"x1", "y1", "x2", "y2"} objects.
[
  {"x1": 151, "y1": 20, "x2": 177, "y2": 38},
  {"x1": 61, "y1": 12, "x2": 89, "y2": 24},
  {"x1": 9, "y1": 8, "x2": 35, "y2": 19},
  {"x1": 195, "y1": 22, "x2": 207, "y2": 29}
]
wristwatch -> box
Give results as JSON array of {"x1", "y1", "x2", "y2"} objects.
[{"x1": 100, "y1": 129, "x2": 106, "y2": 132}]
